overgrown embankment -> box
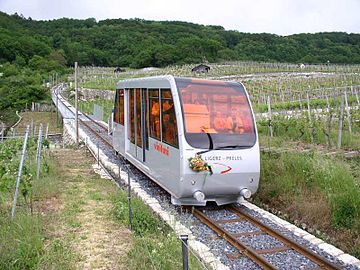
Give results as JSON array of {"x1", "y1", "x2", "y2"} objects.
[
  {"x1": 0, "y1": 142, "x2": 133, "y2": 269},
  {"x1": 254, "y1": 151, "x2": 360, "y2": 258}
]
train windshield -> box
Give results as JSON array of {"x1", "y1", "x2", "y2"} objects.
[{"x1": 175, "y1": 78, "x2": 256, "y2": 149}]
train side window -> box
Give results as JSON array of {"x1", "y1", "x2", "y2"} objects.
[
  {"x1": 119, "y1": 89, "x2": 124, "y2": 125},
  {"x1": 149, "y1": 89, "x2": 161, "y2": 140},
  {"x1": 161, "y1": 89, "x2": 178, "y2": 148},
  {"x1": 114, "y1": 89, "x2": 119, "y2": 123},
  {"x1": 136, "y1": 89, "x2": 142, "y2": 147},
  {"x1": 144, "y1": 89, "x2": 149, "y2": 149},
  {"x1": 128, "y1": 89, "x2": 135, "y2": 144}
]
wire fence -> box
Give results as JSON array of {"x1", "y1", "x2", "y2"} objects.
[{"x1": 0, "y1": 122, "x2": 49, "y2": 220}]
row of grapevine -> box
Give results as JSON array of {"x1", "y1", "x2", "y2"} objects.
[
  {"x1": 71, "y1": 62, "x2": 360, "y2": 152},
  {"x1": 0, "y1": 125, "x2": 49, "y2": 217}
]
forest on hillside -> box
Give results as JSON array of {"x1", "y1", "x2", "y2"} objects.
[
  {"x1": 0, "y1": 11, "x2": 360, "y2": 125},
  {"x1": 1, "y1": 11, "x2": 360, "y2": 69}
]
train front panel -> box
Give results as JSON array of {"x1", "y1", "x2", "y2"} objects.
[{"x1": 173, "y1": 77, "x2": 260, "y2": 205}]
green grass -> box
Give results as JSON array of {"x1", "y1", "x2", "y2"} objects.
[
  {"x1": 0, "y1": 212, "x2": 43, "y2": 270},
  {"x1": 35, "y1": 238, "x2": 76, "y2": 270},
  {"x1": 0, "y1": 156, "x2": 76, "y2": 270},
  {"x1": 257, "y1": 111, "x2": 360, "y2": 151},
  {"x1": 256, "y1": 151, "x2": 360, "y2": 257},
  {"x1": 88, "y1": 190, "x2": 103, "y2": 201},
  {"x1": 112, "y1": 191, "x2": 207, "y2": 270},
  {"x1": 79, "y1": 99, "x2": 113, "y2": 122},
  {"x1": 0, "y1": 108, "x2": 20, "y2": 127}
]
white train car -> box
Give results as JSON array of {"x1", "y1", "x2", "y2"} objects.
[{"x1": 113, "y1": 76, "x2": 260, "y2": 205}]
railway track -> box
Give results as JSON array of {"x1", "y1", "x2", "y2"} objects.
[
  {"x1": 53, "y1": 86, "x2": 357, "y2": 270},
  {"x1": 192, "y1": 205, "x2": 341, "y2": 270},
  {"x1": 79, "y1": 119, "x2": 112, "y2": 147},
  {"x1": 68, "y1": 113, "x2": 344, "y2": 269},
  {"x1": 55, "y1": 89, "x2": 112, "y2": 147}
]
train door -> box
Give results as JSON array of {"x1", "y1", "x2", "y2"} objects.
[{"x1": 128, "y1": 88, "x2": 147, "y2": 162}]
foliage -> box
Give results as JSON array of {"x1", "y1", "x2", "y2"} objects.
[
  {"x1": 0, "y1": 140, "x2": 65, "y2": 270},
  {"x1": 1, "y1": 11, "x2": 360, "y2": 69},
  {"x1": 0, "y1": 12, "x2": 69, "y2": 125},
  {"x1": 257, "y1": 151, "x2": 360, "y2": 256},
  {"x1": 0, "y1": 64, "x2": 45, "y2": 108},
  {"x1": 253, "y1": 95, "x2": 360, "y2": 113},
  {"x1": 0, "y1": 153, "x2": 78, "y2": 270},
  {"x1": 112, "y1": 191, "x2": 167, "y2": 236},
  {"x1": 0, "y1": 137, "x2": 48, "y2": 209},
  {"x1": 0, "y1": 62, "x2": 66, "y2": 126},
  {"x1": 111, "y1": 190, "x2": 205, "y2": 269},
  {"x1": 257, "y1": 108, "x2": 360, "y2": 150},
  {"x1": 0, "y1": 213, "x2": 43, "y2": 270}
]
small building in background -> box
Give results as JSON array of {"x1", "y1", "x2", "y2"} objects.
[
  {"x1": 114, "y1": 67, "x2": 125, "y2": 73},
  {"x1": 191, "y1": 64, "x2": 210, "y2": 73}
]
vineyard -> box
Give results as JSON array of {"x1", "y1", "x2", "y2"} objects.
[
  {"x1": 0, "y1": 134, "x2": 49, "y2": 215},
  {"x1": 62, "y1": 62, "x2": 360, "y2": 257},
  {"x1": 71, "y1": 61, "x2": 360, "y2": 153},
  {"x1": 78, "y1": 62, "x2": 360, "y2": 92}
]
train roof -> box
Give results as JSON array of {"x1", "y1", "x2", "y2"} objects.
[{"x1": 116, "y1": 75, "x2": 246, "y2": 90}]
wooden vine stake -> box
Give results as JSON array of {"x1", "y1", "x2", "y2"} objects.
[
  {"x1": 344, "y1": 88, "x2": 352, "y2": 134},
  {"x1": 354, "y1": 86, "x2": 360, "y2": 106},
  {"x1": 267, "y1": 95, "x2": 273, "y2": 138},
  {"x1": 306, "y1": 91, "x2": 313, "y2": 143},
  {"x1": 337, "y1": 93, "x2": 345, "y2": 149},
  {"x1": 325, "y1": 95, "x2": 332, "y2": 148}
]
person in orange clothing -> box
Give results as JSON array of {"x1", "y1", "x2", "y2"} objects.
[
  {"x1": 229, "y1": 108, "x2": 245, "y2": 134},
  {"x1": 214, "y1": 112, "x2": 232, "y2": 133},
  {"x1": 151, "y1": 101, "x2": 160, "y2": 138},
  {"x1": 162, "y1": 100, "x2": 178, "y2": 145},
  {"x1": 232, "y1": 115, "x2": 245, "y2": 134}
]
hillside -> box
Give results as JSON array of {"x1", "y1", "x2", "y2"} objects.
[{"x1": 1, "y1": 11, "x2": 360, "y2": 68}]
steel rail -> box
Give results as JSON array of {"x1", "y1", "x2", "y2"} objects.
[
  {"x1": 193, "y1": 206, "x2": 342, "y2": 270},
  {"x1": 80, "y1": 111, "x2": 108, "y2": 132},
  {"x1": 227, "y1": 205, "x2": 341, "y2": 270},
  {"x1": 79, "y1": 119, "x2": 113, "y2": 148},
  {"x1": 192, "y1": 207, "x2": 278, "y2": 270},
  {"x1": 54, "y1": 90, "x2": 112, "y2": 147},
  {"x1": 57, "y1": 91, "x2": 108, "y2": 132}
]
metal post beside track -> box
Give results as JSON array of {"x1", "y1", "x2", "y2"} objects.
[
  {"x1": 180, "y1": 235, "x2": 189, "y2": 270},
  {"x1": 36, "y1": 124, "x2": 43, "y2": 179},
  {"x1": 97, "y1": 142, "x2": 100, "y2": 166},
  {"x1": 118, "y1": 163, "x2": 121, "y2": 178},
  {"x1": 11, "y1": 125, "x2": 30, "y2": 220},
  {"x1": 56, "y1": 87, "x2": 59, "y2": 128},
  {"x1": 75, "y1": 61, "x2": 79, "y2": 146},
  {"x1": 126, "y1": 164, "x2": 132, "y2": 231},
  {"x1": 45, "y1": 123, "x2": 49, "y2": 139}
]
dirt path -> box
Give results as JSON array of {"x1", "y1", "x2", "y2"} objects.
[{"x1": 50, "y1": 148, "x2": 132, "y2": 270}]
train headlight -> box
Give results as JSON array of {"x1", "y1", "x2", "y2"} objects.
[
  {"x1": 240, "y1": 188, "x2": 252, "y2": 199},
  {"x1": 193, "y1": 191, "x2": 205, "y2": 202}
]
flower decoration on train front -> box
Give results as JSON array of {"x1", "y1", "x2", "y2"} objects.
[{"x1": 188, "y1": 154, "x2": 213, "y2": 174}]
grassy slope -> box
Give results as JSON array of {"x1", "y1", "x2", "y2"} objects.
[
  {"x1": 254, "y1": 152, "x2": 360, "y2": 258},
  {"x1": 1, "y1": 144, "x2": 207, "y2": 269}
]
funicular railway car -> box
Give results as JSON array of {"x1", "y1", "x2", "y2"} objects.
[{"x1": 113, "y1": 76, "x2": 260, "y2": 205}]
